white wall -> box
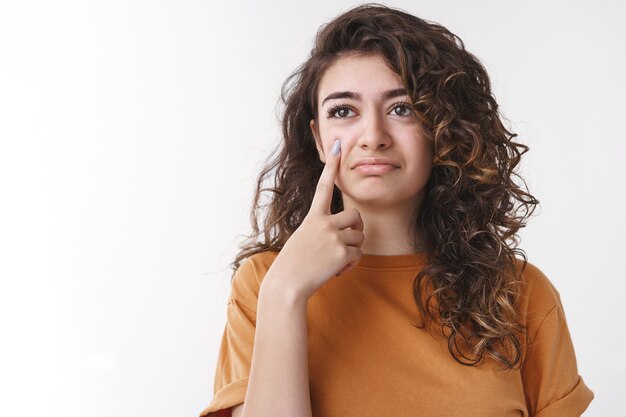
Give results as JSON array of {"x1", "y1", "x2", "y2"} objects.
[{"x1": 0, "y1": 1, "x2": 623, "y2": 416}]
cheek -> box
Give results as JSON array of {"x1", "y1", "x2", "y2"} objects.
[
  {"x1": 320, "y1": 122, "x2": 355, "y2": 145},
  {"x1": 403, "y1": 143, "x2": 433, "y2": 181}
]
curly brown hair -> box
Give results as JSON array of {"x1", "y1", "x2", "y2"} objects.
[{"x1": 228, "y1": 3, "x2": 540, "y2": 370}]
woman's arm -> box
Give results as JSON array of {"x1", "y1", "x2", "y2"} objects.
[{"x1": 240, "y1": 273, "x2": 312, "y2": 417}]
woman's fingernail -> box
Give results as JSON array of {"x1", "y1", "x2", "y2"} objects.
[{"x1": 332, "y1": 139, "x2": 341, "y2": 155}]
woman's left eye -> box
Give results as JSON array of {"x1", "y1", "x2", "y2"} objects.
[{"x1": 392, "y1": 103, "x2": 412, "y2": 116}]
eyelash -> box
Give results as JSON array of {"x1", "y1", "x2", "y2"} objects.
[{"x1": 325, "y1": 101, "x2": 413, "y2": 119}]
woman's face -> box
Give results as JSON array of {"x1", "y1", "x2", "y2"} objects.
[{"x1": 310, "y1": 53, "x2": 433, "y2": 208}]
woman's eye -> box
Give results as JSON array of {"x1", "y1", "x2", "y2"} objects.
[
  {"x1": 326, "y1": 105, "x2": 354, "y2": 119},
  {"x1": 393, "y1": 104, "x2": 412, "y2": 117}
]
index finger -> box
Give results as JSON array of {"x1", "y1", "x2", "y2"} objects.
[{"x1": 310, "y1": 138, "x2": 341, "y2": 215}]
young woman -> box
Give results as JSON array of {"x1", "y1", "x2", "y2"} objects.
[{"x1": 199, "y1": 4, "x2": 594, "y2": 417}]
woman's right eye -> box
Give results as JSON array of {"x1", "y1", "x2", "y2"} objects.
[{"x1": 326, "y1": 104, "x2": 354, "y2": 119}]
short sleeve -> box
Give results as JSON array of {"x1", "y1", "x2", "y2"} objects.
[
  {"x1": 198, "y1": 256, "x2": 264, "y2": 417},
  {"x1": 521, "y1": 297, "x2": 594, "y2": 417}
]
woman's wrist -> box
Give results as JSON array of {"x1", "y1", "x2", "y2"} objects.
[{"x1": 259, "y1": 271, "x2": 309, "y2": 308}]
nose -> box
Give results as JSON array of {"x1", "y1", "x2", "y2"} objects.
[{"x1": 356, "y1": 110, "x2": 392, "y2": 150}]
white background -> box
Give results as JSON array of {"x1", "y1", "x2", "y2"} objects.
[{"x1": 0, "y1": 1, "x2": 624, "y2": 416}]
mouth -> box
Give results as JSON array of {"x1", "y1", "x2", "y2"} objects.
[
  {"x1": 353, "y1": 163, "x2": 398, "y2": 175},
  {"x1": 352, "y1": 157, "x2": 400, "y2": 169}
]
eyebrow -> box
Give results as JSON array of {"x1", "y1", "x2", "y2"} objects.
[{"x1": 321, "y1": 88, "x2": 408, "y2": 106}]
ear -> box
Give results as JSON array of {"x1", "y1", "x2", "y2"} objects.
[{"x1": 310, "y1": 119, "x2": 326, "y2": 164}]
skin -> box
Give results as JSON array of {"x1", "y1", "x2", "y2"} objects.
[{"x1": 309, "y1": 53, "x2": 434, "y2": 255}]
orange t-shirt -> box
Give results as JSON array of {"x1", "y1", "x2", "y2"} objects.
[{"x1": 198, "y1": 250, "x2": 594, "y2": 417}]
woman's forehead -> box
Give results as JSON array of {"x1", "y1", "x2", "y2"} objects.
[{"x1": 317, "y1": 55, "x2": 405, "y2": 104}]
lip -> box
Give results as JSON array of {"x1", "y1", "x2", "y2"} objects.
[
  {"x1": 354, "y1": 163, "x2": 397, "y2": 175},
  {"x1": 352, "y1": 157, "x2": 400, "y2": 169}
]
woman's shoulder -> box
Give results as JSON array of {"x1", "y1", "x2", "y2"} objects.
[
  {"x1": 513, "y1": 256, "x2": 563, "y2": 322},
  {"x1": 236, "y1": 250, "x2": 280, "y2": 281},
  {"x1": 229, "y1": 250, "x2": 280, "y2": 306}
]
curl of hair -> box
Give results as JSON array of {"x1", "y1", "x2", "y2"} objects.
[{"x1": 229, "y1": 3, "x2": 540, "y2": 370}]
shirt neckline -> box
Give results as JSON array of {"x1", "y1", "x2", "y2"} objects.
[{"x1": 355, "y1": 251, "x2": 428, "y2": 269}]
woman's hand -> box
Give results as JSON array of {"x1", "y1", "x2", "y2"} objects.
[{"x1": 265, "y1": 138, "x2": 364, "y2": 302}]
